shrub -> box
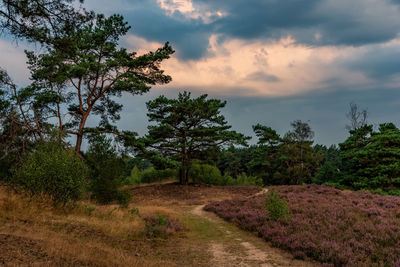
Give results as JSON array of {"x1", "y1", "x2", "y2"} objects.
[
  {"x1": 265, "y1": 190, "x2": 291, "y2": 222},
  {"x1": 189, "y1": 163, "x2": 263, "y2": 186},
  {"x1": 143, "y1": 214, "x2": 183, "y2": 239},
  {"x1": 86, "y1": 135, "x2": 131, "y2": 205},
  {"x1": 123, "y1": 165, "x2": 142, "y2": 185},
  {"x1": 12, "y1": 139, "x2": 88, "y2": 205},
  {"x1": 235, "y1": 173, "x2": 263, "y2": 186},
  {"x1": 140, "y1": 167, "x2": 177, "y2": 184},
  {"x1": 189, "y1": 163, "x2": 223, "y2": 185}
]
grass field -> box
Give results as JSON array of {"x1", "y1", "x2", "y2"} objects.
[{"x1": 1, "y1": 183, "x2": 311, "y2": 266}]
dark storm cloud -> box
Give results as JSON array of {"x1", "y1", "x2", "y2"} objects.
[
  {"x1": 85, "y1": 0, "x2": 212, "y2": 60},
  {"x1": 194, "y1": 0, "x2": 400, "y2": 46},
  {"x1": 86, "y1": 0, "x2": 400, "y2": 60},
  {"x1": 341, "y1": 46, "x2": 400, "y2": 79},
  {"x1": 121, "y1": 5, "x2": 211, "y2": 60}
]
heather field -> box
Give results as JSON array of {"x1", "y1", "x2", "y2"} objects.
[{"x1": 205, "y1": 185, "x2": 400, "y2": 266}]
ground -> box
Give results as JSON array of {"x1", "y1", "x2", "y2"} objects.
[{"x1": 0, "y1": 183, "x2": 316, "y2": 266}]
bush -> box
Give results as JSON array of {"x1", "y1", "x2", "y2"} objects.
[
  {"x1": 143, "y1": 214, "x2": 183, "y2": 239},
  {"x1": 86, "y1": 135, "x2": 130, "y2": 205},
  {"x1": 235, "y1": 173, "x2": 263, "y2": 186},
  {"x1": 265, "y1": 190, "x2": 291, "y2": 222},
  {"x1": 189, "y1": 163, "x2": 263, "y2": 186},
  {"x1": 139, "y1": 167, "x2": 178, "y2": 184},
  {"x1": 123, "y1": 166, "x2": 142, "y2": 185},
  {"x1": 189, "y1": 163, "x2": 223, "y2": 185},
  {"x1": 12, "y1": 139, "x2": 88, "y2": 205}
]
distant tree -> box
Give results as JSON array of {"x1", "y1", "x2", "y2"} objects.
[
  {"x1": 138, "y1": 91, "x2": 249, "y2": 185},
  {"x1": 346, "y1": 102, "x2": 368, "y2": 131},
  {"x1": 340, "y1": 123, "x2": 400, "y2": 191},
  {"x1": 253, "y1": 124, "x2": 282, "y2": 146},
  {"x1": 314, "y1": 144, "x2": 342, "y2": 184},
  {"x1": 217, "y1": 146, "x2": 251, "y2": 178},
  {"x1": 0, "y1": 1, "x2": 174, "y2": 153},
  {"x1": 285, "y1": 120, "x2": 314, "y2": 142},
  {"x1": 247, "y1": 124, "x2": 282, "y2": 184},
  {"x1": 277, "y1": 120, "x2": 322, "y2": 184}
]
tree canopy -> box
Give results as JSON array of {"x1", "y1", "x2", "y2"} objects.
[
  {"x1": 137, "y1": 91, "x2": 249, "y2": 184},
  {"x1": 0, "y1": 1, "x2": 174, "y2": 152},
  {"x1": 340, "y1": 123, "x2": 400, "y2": 191}
]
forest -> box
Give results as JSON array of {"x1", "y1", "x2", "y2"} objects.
[{"x1": 1, "y1": 1, "x2": 400, "y2": 266}]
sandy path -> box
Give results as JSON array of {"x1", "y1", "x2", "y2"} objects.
[{"x1": 191, "y1": 199, "x2": 315, "y2": 267}]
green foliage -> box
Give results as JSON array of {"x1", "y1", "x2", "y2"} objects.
[
  {"x1": 143, "y1": 214, "x2": 182, "y2": 239},
  {"x1": 235, "y1": 173, "x2": 263, "y2": 186},
  {"x1": 340, "y1": 123, "x2": 400, "y2": 192},
  {"x1": 217, "y1": 146, "x2": 252, "y2": 178},
  {"x1": 123, "y1": 166, "x2": 141, "y2": 185},
  {"x1": 189, "y1": 163, "x2": 262, "y2": 186},
  {"x1": 247, "y1": 121, "x2": 322, "y2": 186},
  {"x1": 137, "y1": 91, "x2": 249, "y2": 185},
  {"x1": 116, "y1": 189, "x2": 132, "y2": 208},
  {"x1": 86, "y1": 135, "x2": 130, "y2": 205},
  {"x1": 189, "y1": 163, "x2": 223, "y2": 185},
  {"x1": 12, "y1": 138, "x2": 88, "y2": 204},
  {"x1": 123, "y1": 166, "x2": 178, "y2": 185},
  {"x1": 265, "y1": 190, "x2": 291, "y2": 222},
  {"x1": 140, "y1": 168, "x2": 178, "y2": 184},
  {"x1": 1, "y1": 1, "x2": 174, "y2": 152},
  {"x1": 314, "y1": 144, "x2": 342, "y2": 184},
  {"x1": 144, "y1": 214, "x2": 169, "y2": 239}
]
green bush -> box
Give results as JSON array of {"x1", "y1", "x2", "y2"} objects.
[
  {"x1": 86, "y1": 135, "x2": 131, "y2": 205},
  {"x1": 189, "y1": 163, "x2": 223, "y2": 185},
  {"x1": 123, "y1": 165, "x2": 142, "y2": 185},
  {"x1": 235, "y1": 173, "x2": 263, "y2": 186},
  {"x1": 189, "y1": 163, "x2": 263, "y2": 186},
  {"x1": 140, "y1": 167, "x2": 177, "y2": 184},
  {"x1": 265, "y1": 190, "x2": 291, "y2": 222},
  {"x1": 12, "y1": 139, "x2": 88, "y2": 204}
]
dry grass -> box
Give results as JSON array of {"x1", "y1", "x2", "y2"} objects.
[
  {"x1": 0, "y1": 183, "x2": 262, "y2": 266},
  {"x1": 0, "y1": 186, "x2": 186, "y2": 266}
]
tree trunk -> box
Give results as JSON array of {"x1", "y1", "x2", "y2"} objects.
[
  {"x1": 179, "y1": 161, "x2": 189, "y2": 185},
  {"x1": 74, "y1": 110, "x2": 91, "y2": 153},
  {"x1": 75, "y1": 133, "x2": 83, "y2": 153}
]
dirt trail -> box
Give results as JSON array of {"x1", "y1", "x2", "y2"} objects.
[{"x1": 190, "y1": 195, "x2": 315, "y2": 267}]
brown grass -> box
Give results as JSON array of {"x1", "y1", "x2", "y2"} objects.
[{"x1": 0, "y1": 183, "x2": 261, "y2": 266}]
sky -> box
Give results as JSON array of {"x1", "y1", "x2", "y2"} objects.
[{"x1": 2, "y1": 0, "x2": 400, "y2": 145}]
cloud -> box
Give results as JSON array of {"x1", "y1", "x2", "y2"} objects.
[
  {"x1": 157, "y1": 0, "x2": 225, "y2": 23},
  {"x1": 0, "y1": 39, "x2": 30, "y2": 85},
  {"x1": 338, "y1": 40, "x2": 400, "y2": 80},
  {"x1": 85, "y1": 0, "x2": 400, "y2": 61},
  {"x1": 194, "y1": 0, "x2": 400, "y2": 47},
  {"x1": 246, "y1": 71, "x2": 281, "y2": 83}
]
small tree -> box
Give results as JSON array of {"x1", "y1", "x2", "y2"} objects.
[
  {"x1": 138, "y1": 91, "x2": 249, "y2": 185},
  {"x1": 346, "y1": 102, "x2": 368, "y2": 131},
  {"x1": 12, "y1": 136, "x2": 89, "y2": 204},
  {"x1": 85, "y1": 135, "x2": 130, "y2": 204}
]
